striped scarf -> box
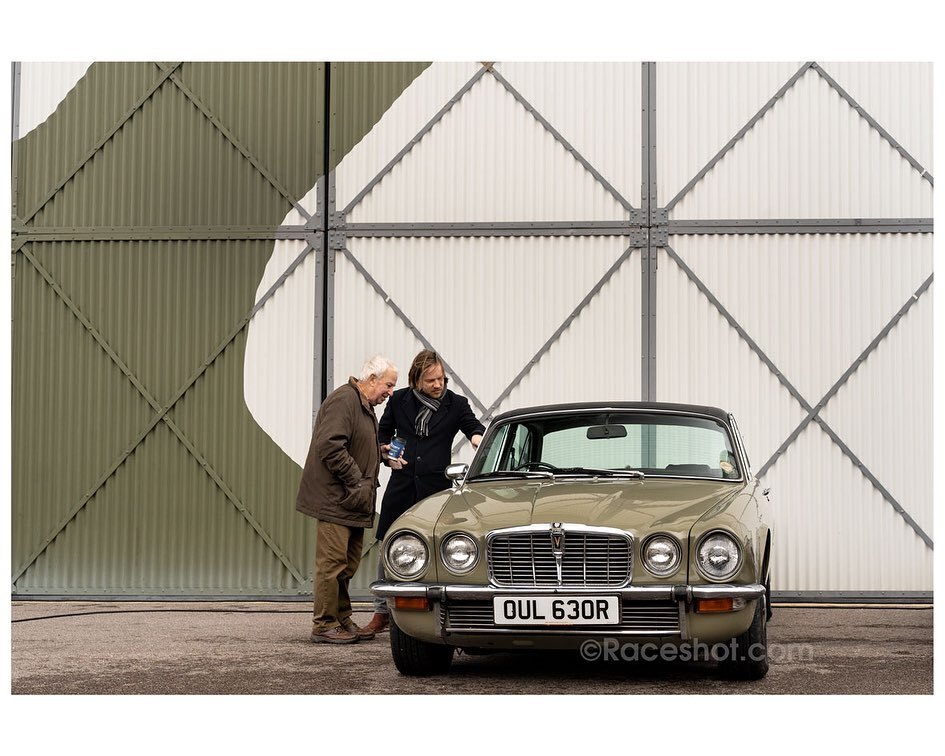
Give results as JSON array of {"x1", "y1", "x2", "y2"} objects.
[{"x1": 413, "y1": 390, "x2": 441, "y2": 437}]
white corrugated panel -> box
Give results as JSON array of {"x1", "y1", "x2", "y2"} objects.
[
  {"x1": 662, "y1": 63, "x2": 932, "y2": 219},
  {"x1": 243, "y1": 239, "x2": 318, "y2": 467},
  {"x1": 662, "y1": 234, "x2": 931, "y2": 402},
  {"x1": 655, "y1": 241, "x2": 810, "y2": 468},
  {"x1": 495, "y1": 61, "x2": 642, "y2": 208},
  {"x1": 335, "y1": 62, "x2": 481, "y2": 214},
  {"x1": 17, "y1": 62, "x2": 92, "y2": 136},
  {"x1": 817, "y1": 62, "x2": 933, "y2": 175},
  {"x1": 657, "y1": 62, "x2": 804, "y2": 208},
  {"x1": 332, "y1": 235, "x2": 637, "y2": 411},
  {"x1": 332, "y1": 234, "x2": 642, "y2": 508},
  {"x1": 657, "y1": 233, "x2": 932, "y2": 590},
  {"x1": 497, "y1": 244, "x2": 642, "y2": 412},
  {"x1": 345, "y1": 66, "x2": 627, "y2": 223},
  {"x1": 820, "y1": 283, "x2": 933, "y2": 539},
  {"x1": 764, "y1": 422, "x2": 933, "y2": 591}
]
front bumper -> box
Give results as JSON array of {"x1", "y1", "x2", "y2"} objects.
[
  {"x1": 371, "y1": 581, "x2": 765, "y2": 602},
  {"x1": 372, "y1": 581, "x2": 764, "y2": 646}
]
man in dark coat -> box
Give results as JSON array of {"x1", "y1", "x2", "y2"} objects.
[
  {"x1": 297, "y1": 355, "x2": 398, "y2": 644},
  {"x1": 365, "y1": 350, "x2": 485, "y2": 634}
]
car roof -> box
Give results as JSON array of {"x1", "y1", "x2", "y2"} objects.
[{"x1": 490, "y1": 401, "x2": 732, "y2": 425}]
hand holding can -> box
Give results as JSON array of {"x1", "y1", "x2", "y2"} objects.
[{"x1": 388, "y1": 436, "x2": 406, "y2": 460}]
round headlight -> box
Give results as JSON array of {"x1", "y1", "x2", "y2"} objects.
[
  {"x1": 696, "y1": 531, "x2": 742, "y2": 581},
  {"x1": 441, "y1": 533, "x2": 479, "y2": 574},
  {"x1": 386, "y1": 532, "x2": 428, "y2": 579},
  {"x1": 642, "y1": 534, "x2": 681, "y2": 577}
]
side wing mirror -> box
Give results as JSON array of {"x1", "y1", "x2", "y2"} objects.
[{"x1": 445, "y1": 463, "x2": 469, "y2": 486}]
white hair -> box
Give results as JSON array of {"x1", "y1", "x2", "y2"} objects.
[{"x1": 359, "y1": 354, "x2": 397, "y2": 381}]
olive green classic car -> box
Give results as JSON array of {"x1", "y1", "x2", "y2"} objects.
[{"x1": 372, "y1": 402, "x2": 772, "y2": 679}]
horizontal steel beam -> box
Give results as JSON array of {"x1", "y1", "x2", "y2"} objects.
[
  {"x1": 668, "y1": 218, "x2": 933, "y2": 235},
  {"x1": 347, "y1": 222, "x2": 646, "y2": 240},
  {"x1": 11, "y1": 226, "x2": 319, "y2": 242},
  {"x1": 13, "y1": 218, "x2": 929, "y2": 243}
]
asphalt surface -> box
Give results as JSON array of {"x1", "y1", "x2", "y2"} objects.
[{"x1": 10, "y1": 601, "x2": 933, "y2": 695}]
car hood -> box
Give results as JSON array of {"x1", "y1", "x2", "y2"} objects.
[{"x1": 434, "y1": 478, "x2": 746, "y2": 537}]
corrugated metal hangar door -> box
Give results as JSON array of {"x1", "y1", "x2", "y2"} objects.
[
  {"x1": 249, "y1": 62, "x2": 932, "y2": 599},
  {"x1": 14, "y1": 61, "x2": 932, "y2": 599}
]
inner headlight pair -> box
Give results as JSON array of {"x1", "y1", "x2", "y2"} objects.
[
  {"x1": 386, "y1": 531, "x2": 479, "y2": 579},
  {"x1": 642, "y1": 531, "x2": 741, "y2": 580}
]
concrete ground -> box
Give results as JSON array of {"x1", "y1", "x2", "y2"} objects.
[{"x1": 10, "y1": 601, "x2": 933, "y2": 695}]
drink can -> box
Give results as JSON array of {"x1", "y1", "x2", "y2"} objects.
[{"x1": 388, "y1": 436, "x2": 406, "y2": 459}]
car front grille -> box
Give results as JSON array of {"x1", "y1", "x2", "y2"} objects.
[
  {"x1": 488, "y1": 528, "x2": 632, "y2": 587},
  {"x1": 443, "y1": 601, "x2": 681, "y2": 635}
]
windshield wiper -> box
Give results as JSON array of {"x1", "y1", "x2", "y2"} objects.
[
  {"x1": 554, "y1": 467, "x2": 646, "y2": 479},
  {"x1": 467, "y1": 470, "x2": 555, "y2": 481}
]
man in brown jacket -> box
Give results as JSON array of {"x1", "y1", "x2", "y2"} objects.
[{"x1": 297, "y1": 355, "x2": 398, "y2": 644}]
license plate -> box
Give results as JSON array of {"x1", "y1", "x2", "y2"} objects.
[{"x1": 493, "y1": 595, "x2": 620, "y2": 625}]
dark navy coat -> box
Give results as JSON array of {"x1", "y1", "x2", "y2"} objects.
[{"x1": 375, "y1": 387, "x2": 485, "y2": 540}]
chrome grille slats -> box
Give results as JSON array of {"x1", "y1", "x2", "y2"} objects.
[{"x1": 488, "y1": 526, "x2": 632, "y2": 587}]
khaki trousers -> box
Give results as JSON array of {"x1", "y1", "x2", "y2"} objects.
[{"x1": 313, "y1": 520, "x2": 364, "y2": 633}]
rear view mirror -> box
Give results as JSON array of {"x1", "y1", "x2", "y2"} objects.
[{"x1": 586, "y1": 425, "x2": 628, "y2": 439}]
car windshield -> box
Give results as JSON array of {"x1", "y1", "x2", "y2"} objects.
[{"x1": 469, "y1": 411, "x2": 741, "y2": 481}]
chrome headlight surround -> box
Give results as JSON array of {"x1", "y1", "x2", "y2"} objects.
[
  {"x1": 385, "y1": 530, "x2": 429, "y2": 580},
  {"x1": 695, "y1": 529, "x2": 742, "y2": 582},
  {"x1": 641, "y1": 533, "x2": 682, "y2": 577},
  {"x1": 440, "y1": 532, "x2": 479, "y2": 575}
]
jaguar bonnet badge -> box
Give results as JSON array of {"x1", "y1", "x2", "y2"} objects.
[
  {"x1": 550, "y1": 523, "x2": 565, "y2": 556},
  {"x1": 550, "y1": 523, "x2": 565, "y2": 584}
]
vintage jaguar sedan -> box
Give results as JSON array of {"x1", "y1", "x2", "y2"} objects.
[{"x1": 372, "y1": 402, "x2": 771, "y2": 679}]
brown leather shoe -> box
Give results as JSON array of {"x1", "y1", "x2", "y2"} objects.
[
  {"x1": 341, "y1": 619, "x2": 375, "y2": 640},
  {"x1": 310, "y1": 626, "x2": 359, "y2": 644},
  {"x1": 364, "y1": 612, "x2": 390, "y2": 634}
]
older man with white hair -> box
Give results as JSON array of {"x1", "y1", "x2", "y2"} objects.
[{"x1": 296, "y1": 355, "x2": 398, "y2": 644}]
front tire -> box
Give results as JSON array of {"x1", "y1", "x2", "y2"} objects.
[
  {"x1": 390, "y1": 618, "x2": 454, "y2": 676},
  {"x1": 720, "y1": 596, "x2": 769, "y2": 680}
]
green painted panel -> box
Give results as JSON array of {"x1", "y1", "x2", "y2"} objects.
[
  {"x1": 30, "y1": 240, "x2": 272, "y2": 406},
  {"x1": 33, "y1": 80, "x2": 290, "y2": 228},
  {"x1": 12, "y1": 61, "x2": 430, "y2": 596},
  {"x1": 11, "y1": 249, "x2": 155, "y2": 579},
  {"x1": 169, "y1": 327, "x2": 310, "y2": 590},
  {"x1": 17, "y1": 423, "x2": 295, "y2": 594},
  {"x1": 16, "y1": 63, "x2": 160, "y2": 222},
  {"x1": 178, "y1": 63, "x2": 327, "y2": 202}
]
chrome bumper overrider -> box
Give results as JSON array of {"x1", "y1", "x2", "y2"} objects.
[{"x1": 370, "y1": 581, "x2": 765, "y2": 602}]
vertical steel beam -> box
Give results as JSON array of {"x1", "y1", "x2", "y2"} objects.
[
  {"x1": 641, "y1": 62, "x2": 658, "y2": 401},
  {"x1": 320, "y1": 63, "x2": 335, "y2": 406},
  {"x1": 311, "y1": 233, "x2": 326, "y2": 429}
]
